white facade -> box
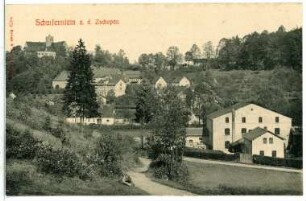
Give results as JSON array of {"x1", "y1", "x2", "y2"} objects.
[
  {"x1": 175, "y1": 76, "x2": 191, "y2": 87},
  {"x1": 252, "y1": 132, "x2": 285, "y2": 158},
  {"x1": 154, "y1": 77, "x2": 167, "y2": 89},
  {"x1": 186, "y1": 135, "x2": 205, "y2": 149},
  {"x1": 65, "y1": 117, "x2": 115, "y2": 125},
  {"x1": 37, "y1": 51, "x2": 56, "y2": 58},
  {"x1": 52, "y1": 80, "x2": 67, "y2": 89},
  {"x1": 114, "y1": 80, "x2": 126, "y2": 97},
  {"x1": 207, "y1": 103, "x2": 292, "y2": 153},
  {"x1": 95, "y1": 79, "x2": 126, "y2": 99}
]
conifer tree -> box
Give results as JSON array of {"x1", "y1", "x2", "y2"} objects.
[{"x1": 62, "y1": 39, "x2": 99, "y2": 121}]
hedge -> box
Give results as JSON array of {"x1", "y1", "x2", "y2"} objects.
[
  {"x1": 183, "y1": 148, "x2": 239, "y2": 161},
  {"x1": 253, "y1": 155, "x2": 302, "y2": 169}
]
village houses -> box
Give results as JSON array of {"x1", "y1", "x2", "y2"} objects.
[
  {"x1": 206, "y1": 103, "x2": 292, "y2": 158},
  {"x1": 153, "y1": 76, "x2": 191, "y2": 89}
]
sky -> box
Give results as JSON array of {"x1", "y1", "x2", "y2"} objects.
[{"x1": 5, "y1": 3, "x2": 302, "y2": 62}]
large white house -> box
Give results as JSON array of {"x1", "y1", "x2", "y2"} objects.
[{"x1": 206, "y1": 103, "x2": 292, "y2": 153}]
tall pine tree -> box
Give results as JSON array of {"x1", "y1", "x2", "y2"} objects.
[{"x1": 62, "y1": 39, "x2": 99, "y2": 121}]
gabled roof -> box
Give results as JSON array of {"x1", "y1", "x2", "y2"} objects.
[
  {"x1": 243, "y1": 127, "x2": 285, "y2": 141},
  {"x1": 207, "y1": 102, "x2": 250, "y2": 119},
  {"x1": 172, "y1": 77, "x2": 183, "y2": 83},
  {"x1": 95, "y1": 74, "x2": 125, "y2": 86},
  {"x1": 53, "y1": 71, "x2": 69, "y2": 81},
  {"x1": 25, "y1": 42, "x2": 46, "y2": 51},
  {"x1": 124, "y1": 70, "x2": 141, "y2": 78},
  {"x1": 93, "y1": 67, "x2": 121, "y2": 78},
  {"x1": 231, "y1": 127, "x2": 285, "y2": 146},
  {"x1": 186, "y1": 127, "x2": 203, "y2": 136},
  {"x1": 25, "y1": 41, "x2": 67, "y2": 52},
  {"x1": 98, "y1": 105, "x2": 114, "y2": 118},
  {"x1": 153, "y1": 76, "x2": 167, "y2": 84}
]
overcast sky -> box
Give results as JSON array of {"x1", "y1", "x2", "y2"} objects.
[{"x1": 5, "y1": 3, "x2": 302, "y2": 62}]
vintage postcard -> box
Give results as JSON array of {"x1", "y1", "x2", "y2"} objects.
[{"x1": 4, "y1": 2, "x2": 303, "y2": 198}]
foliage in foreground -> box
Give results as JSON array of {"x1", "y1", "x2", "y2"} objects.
[
  {"x1": 35, "y1": 145, "x2": 88, "y2": 179},
  {"x1": 148, "y1": 87, "x2": 190, "y2": 182},
  {"x1": 6, "y1": 125, "x2": 39, "y2": 160}
]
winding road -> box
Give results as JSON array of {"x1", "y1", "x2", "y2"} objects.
[{"x1": 128, "y1": 158, "x2": 195, "y2": 196}]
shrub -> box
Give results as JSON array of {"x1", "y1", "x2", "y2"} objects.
[
  {"x1": 50, "y1": 126, "x2": 69, "y2": 146},
  {"x1": 184, "y1": 148, "x2": 239, "y2": 161},
  {"x1": 150, "y1": 154, "x2": 189, "y2": 183},
  {"x1": 253, "y1": 155, "x2": 302, "y2": 169},
  {"x1": 42, "y1": 116, "x2": 52, "y2": 132},
  {"x1": 6, "y1": 168, "x2": 30, "y2": 195},
  {"x1": 35, "y1": 145, "x2": 86, "y2": 178},
  {"x1": 6, "y1": 125, "x2": 39, "y2": 159},
  {"x1": 92, "y1": 133, "x2": 124, "y2": 177}
]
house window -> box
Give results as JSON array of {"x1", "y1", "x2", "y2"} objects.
[
  {"x1": 241, "y1": 128, "x2": 247, "y2": 134},
  {"x1": 269, "y1": 137, "x2": 273, "y2": 144},
  {"x1": 272, "y1": 150, "x2": 277, "y2": 158},
  {"x1": 225, "y1": 117, "x2": 229, "y2": 123},
  {"x1": 275, "y1": 117, "x2": 279, "y2": 123},
  {"x1": 259, "y1": 151, "x2": 264, "y2": 156},
  {"x1": 225, "y1": 141, "x2": 230, "y2": 149},
  {"x1": 264, "y1": 126, "x2": 267, "y2": 130},
  {"x1": 199, "y1": 137, "x2": 202, "y2": 141},
  {"x1": 189, "y1": 140, "x2": 193, "y2": 143},
  {"x1": 263, "y1": 138, "x2": 267, "y2": 144},
  {"x1": 242, "y1": 117, "x2": 246, "y2": 123},
  {"x1": 106, "y1": 119, "x2": 110, "y2": 122},
  {"x1": 275, "y1": 128, "x2": 280, "y2": 135},
  {"x1": 259, "y1": 117, "x2": 263, "y2": 123},
  {"x1": 225, "y1": 128, "x2": 230, "y2": 135}
]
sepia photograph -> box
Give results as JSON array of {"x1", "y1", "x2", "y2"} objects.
[{"x1": 4, "y1": 2, "x2": 303, "y2": 197}]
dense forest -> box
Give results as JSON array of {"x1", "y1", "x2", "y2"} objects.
[{"x1": 217, "y1": 26, "x2": 302, "y2": 71}]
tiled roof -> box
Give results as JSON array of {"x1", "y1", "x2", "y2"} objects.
[
  {"x1": 53, "y1": 71, "x2": 69, "y2": 81},
  {"x1": 186, "y1": 127, "x2": 203, "y2": 136},
  {"x1": 95, "y1": 74, "x2": 124, "y2": 86},
  {"x1": 93, "y1": 67, "x2": 121, "y2": 78},
  {"x1": 231, "y1": 127, "x2": 285, "y2": 146},
  {"x1": 244, "y1": 127, "x2": 285, "y2": 141},
  {"x1": 25, "y1": 41, "x2": 66, "y2": 52},
  {"x1": 123, "y1": 70, "x2": 141, "y2": 78},
  {"x1": 98, "y1": 105, "x2": 114, "y2": 117},
  {"x1": 207, "y1": 102, "x2": 251, "y2": 119}
]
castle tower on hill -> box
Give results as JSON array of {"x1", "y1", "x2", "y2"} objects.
[{"x1": 46, "y1": 34, "x2": 54, "y2": 48}]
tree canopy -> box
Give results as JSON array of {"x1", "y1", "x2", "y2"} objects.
[{"x1": 62, "y1": 39, "x2": 99, "y2": 119}]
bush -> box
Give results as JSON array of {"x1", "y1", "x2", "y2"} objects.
[
  {"x1": 150, "y1": 154, "x2": 189, "y2": 183},
  {"x1": 42, "y1": 116, "x2": 52, "y2": 132},
  {"x1": 6, "y1": 125, "x2": 39, "y2": 159},
  {"x1": 92, "y1": 133, "x2": 124, "y2": 177},
  {"x1": 35, "y1": 145, "x2": 87, "y2": 178},
  {"x1": 184, "y1": 148, "x2": 239, "y2": 161},
  {"x1": 253, "y1": 155, "x2": 302, "y2": 169},
  {"x1": 50, "y1": 126, "x2": 69, "y2": 146},
  {"x1": 6, "y1": 168, "x2": 31, "y2": 195}
]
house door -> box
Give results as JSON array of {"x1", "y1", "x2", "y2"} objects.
[{"x1": 97, "y1": 118, "x2": 102, "y2": 124}]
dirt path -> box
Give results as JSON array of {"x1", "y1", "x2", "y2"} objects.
[
  {"x1": 184, "y1": 157, "x2": 302, "y2": 173},
  {"x1": 128, "y1": 158, "x2": 195, "y2": 196}
]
